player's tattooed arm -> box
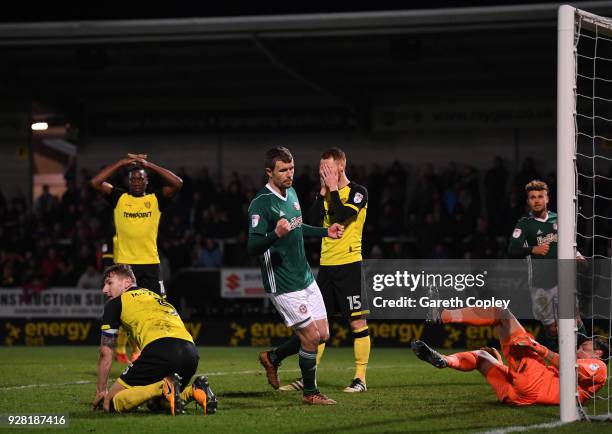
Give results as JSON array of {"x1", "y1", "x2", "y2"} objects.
[
  {"x1": 100, "y1": 334, "x2": 117, "y2": 350},
  {"x1": 95, "y1": 334, "x2": 117, "y2": 410}
]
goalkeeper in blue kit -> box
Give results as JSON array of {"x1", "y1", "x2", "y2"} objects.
[{"x1": 248, "y1": 146, "x2": 344, "y2": 405}]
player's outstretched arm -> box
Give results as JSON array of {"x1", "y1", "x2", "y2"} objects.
[
  {"x1": 134, "y1": 158, "x2": 183, "y2": 198},
  {"x1": 302, "y1": 223, "x2": 329, "y2": 238},
  {"x1": 302, "y1": 223, "x2": 343, "y2": 239},
  {"x1": 90, "y1": 158, "x2": 136, "y2": 195}
]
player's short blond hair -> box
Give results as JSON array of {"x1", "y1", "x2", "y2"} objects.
[
  {"x1": 525, "y1": 180, "x2": 549, "y2": 194},
  {"x1": 320, "y1": 147, "x2": 346, "y2": 162},
  {"x1": 103, "y1": 264, "x2": 136, "y2": 284}
]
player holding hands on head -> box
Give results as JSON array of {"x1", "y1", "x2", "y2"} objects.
[
  {"x1": 249, "y1": 146, "x2": 344, "y2": 405},
  {"x1": 91, "y1": 153, "x2": 183, "y2": 363},
  {"x1": 90, "y1": 153, "x2": 182, "y2": 297}
]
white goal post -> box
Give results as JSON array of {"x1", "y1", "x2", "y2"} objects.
[{"x1": 557, "y1": 4, "x2": 578, "y2": 423}]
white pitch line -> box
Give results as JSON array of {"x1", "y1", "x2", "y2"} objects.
[
  {"x1": 478, "y1": 420, "x2": 567, "y2": 434},
  {"x1": 0, "y1": 365, "x2": 403, "y2": 391},
  {"x1": 1, "y1": 380, "x2": 93, "y2": 391}
]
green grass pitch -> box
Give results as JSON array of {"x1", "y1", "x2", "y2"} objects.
[{"x1": 0, "y1": 346, "x2": 609, "y2": 433}]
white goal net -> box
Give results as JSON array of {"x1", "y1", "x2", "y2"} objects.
[{"x1": 558, "y1": 4, "x2": 612, "y2": 422}]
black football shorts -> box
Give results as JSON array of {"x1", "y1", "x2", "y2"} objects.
[
  {"x1": 317, "y1": 261, "x2": 369, "y2": 318},
  {"x1": 119, "y1": 337, "x2": 198, "y2": 390}
]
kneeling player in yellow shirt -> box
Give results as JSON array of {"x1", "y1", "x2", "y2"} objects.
[{"x1": 92, "y1": 264, "x2": 217, "y2": 415}]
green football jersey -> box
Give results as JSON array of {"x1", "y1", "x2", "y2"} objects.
[
  {"x1": 508, "y1": 211, "x2": 558, "y2": 288},
  {"x1": 248, "y1": 185, "x2": 314, "y2": 294}
]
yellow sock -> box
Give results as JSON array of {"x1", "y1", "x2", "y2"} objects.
[
  {"x1": 116, "y1": 327, "x2": 128, "y2": 354},
  {"x1": 112, "y1": 381, "x2": 163, "y2": 413},
  {"x1": 316, "y1": 342, "x2": 326, "y2": 366},
  {"x1": 180, "y1": 385, "x2": 194, "y2": 403},
  {"x1": 353, "y1": 326, "x2": 370, "y2": 382}
]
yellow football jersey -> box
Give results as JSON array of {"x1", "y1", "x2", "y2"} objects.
[
  {"x1": 320, "y1": 182, "x2": 368, "y2": 266},
  {"x1": 111, "y1": 189, "x2": 163, "y2": 264},
  {"x1": 100, "y1": 287, "x2": 193, "y2": 350}
]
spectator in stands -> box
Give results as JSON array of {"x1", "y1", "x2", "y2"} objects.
[
  {"x1": 389, "y1": 242, "x2": 406, "y2": 259},
  {"x1": 41, "y1": 247, "x2": 61, "y2": 287},
  {"x1": 515, "y1": 157, "x2": 540, "y2": 193},
  {"x1": 484, "y1": 156, "x2": 509, "y2": 235},
  {"x1": 417, "y1": 213, "x2": 441, "y2": 258},
  {"x1": 370, "y1": 244, "x2": 384, "y2": 259},
  {"x1": 467, "y1": 217, "x2": 499, "y2": 259},
  {"x1": 0, "y1": 249, "x2": 24, "y2": 287},
  {"x1": 177, "y1": 167, "x2": 194, "y2": 207},
  {"x1": 502, "y1": 186, "x2": 527, "y2": 236},
  {"x1": 77, "y1": 265, "x2": 102, "y2": 289},
  {"x1": 0, "y1": 157, "x2": 561, "y2": 292},
  {"x1": 194, "y1": 237, "x2": 223, "y2": 268},
  {"x1": 35, "y1": 184, "x2": 58, "y2": 219},
  {"x1": 56, "y1": 254, "x2": 76, "y2": 286},
  {"x1": 194, "y1": 167, "x2": 216, "y2": 204}
]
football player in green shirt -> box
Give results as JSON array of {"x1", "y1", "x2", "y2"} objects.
[
  {"x1": 508, "y1": 180, "x2": 584, "y2": 351},
  {"x1": 248, "y1": 146, "x2": 344, "y2": 405}
]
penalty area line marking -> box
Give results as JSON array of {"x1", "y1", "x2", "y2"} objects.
[
  {"x1": 478, "y1": 420, "x2": 567, "y2": 434},
  {"x1": 0, "y1": 364, "x2": 404, "y2": 391}
]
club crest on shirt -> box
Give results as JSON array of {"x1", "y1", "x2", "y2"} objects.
[
  {"x1": 251, "y1": 214, "x2": 260, "y2": 228},
  {"x1": 293, "y1": 202, "x2": 300, "y2": 210},
  {"x1": 353, "y1": 192, "x2": 363, "y2": 204},
  {"x1": 512, "y1": 228, "x2": 522, "y2": 238},
  {"x1": 298, "y1": 304, "x2": 308, "y2": 314},
  {"x1": 144, "y1": 201, "x2": 151, "y2": 208}
]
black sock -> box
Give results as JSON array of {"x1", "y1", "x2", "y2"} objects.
[{"x1": 270, "y1": 335, "x2": 301, "y2": 365}]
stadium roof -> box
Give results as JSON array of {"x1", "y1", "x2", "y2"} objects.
[{"x1": 1, "y1": 2, "x2": 612, "y2": 135}]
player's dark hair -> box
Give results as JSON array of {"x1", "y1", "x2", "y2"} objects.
[
  {"x1": 593, "y1": 337, "x2": 610, "y2": 363},
  {"x1": 578, "y1": 335, "x2": 610, "y2": 363},
  {"x1": 320, "y1": 147, "x2": 346, "y2": 162},
  {"x1": 264, "y1": 146, "x2": 293, "y2": 170},
  {"x1": 525, "y1": 180, "x2": 548, "y2": 194},
  {"x1": 128, "y1": 164, "x2": 146, "y2": 176},
  {"x1": 103, "y1": 264, "x2": 137, "y2": 284}
]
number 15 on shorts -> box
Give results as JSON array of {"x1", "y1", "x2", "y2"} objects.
[{"x1": 347, "y1": 295, "x2": 361, "y2": 311}]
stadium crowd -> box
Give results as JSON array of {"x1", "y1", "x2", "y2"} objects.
[{"x1": 0, "y1": 157, "x2": 554, "y2": 290}]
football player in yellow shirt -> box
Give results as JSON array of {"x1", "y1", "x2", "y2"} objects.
[
  {"x1": 91, "y1": 154, "x2": 182, "y2": 362},
  {"x1": 281, "y1": 147, "x2": 370, "y2": 393},
  {"x1": 92, "y1": 264, "x2": 216, "y2": 415}
]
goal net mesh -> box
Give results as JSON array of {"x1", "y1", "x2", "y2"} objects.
[{"x1": 574, "y1": 7, "x2": 612, "y2": 421}]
